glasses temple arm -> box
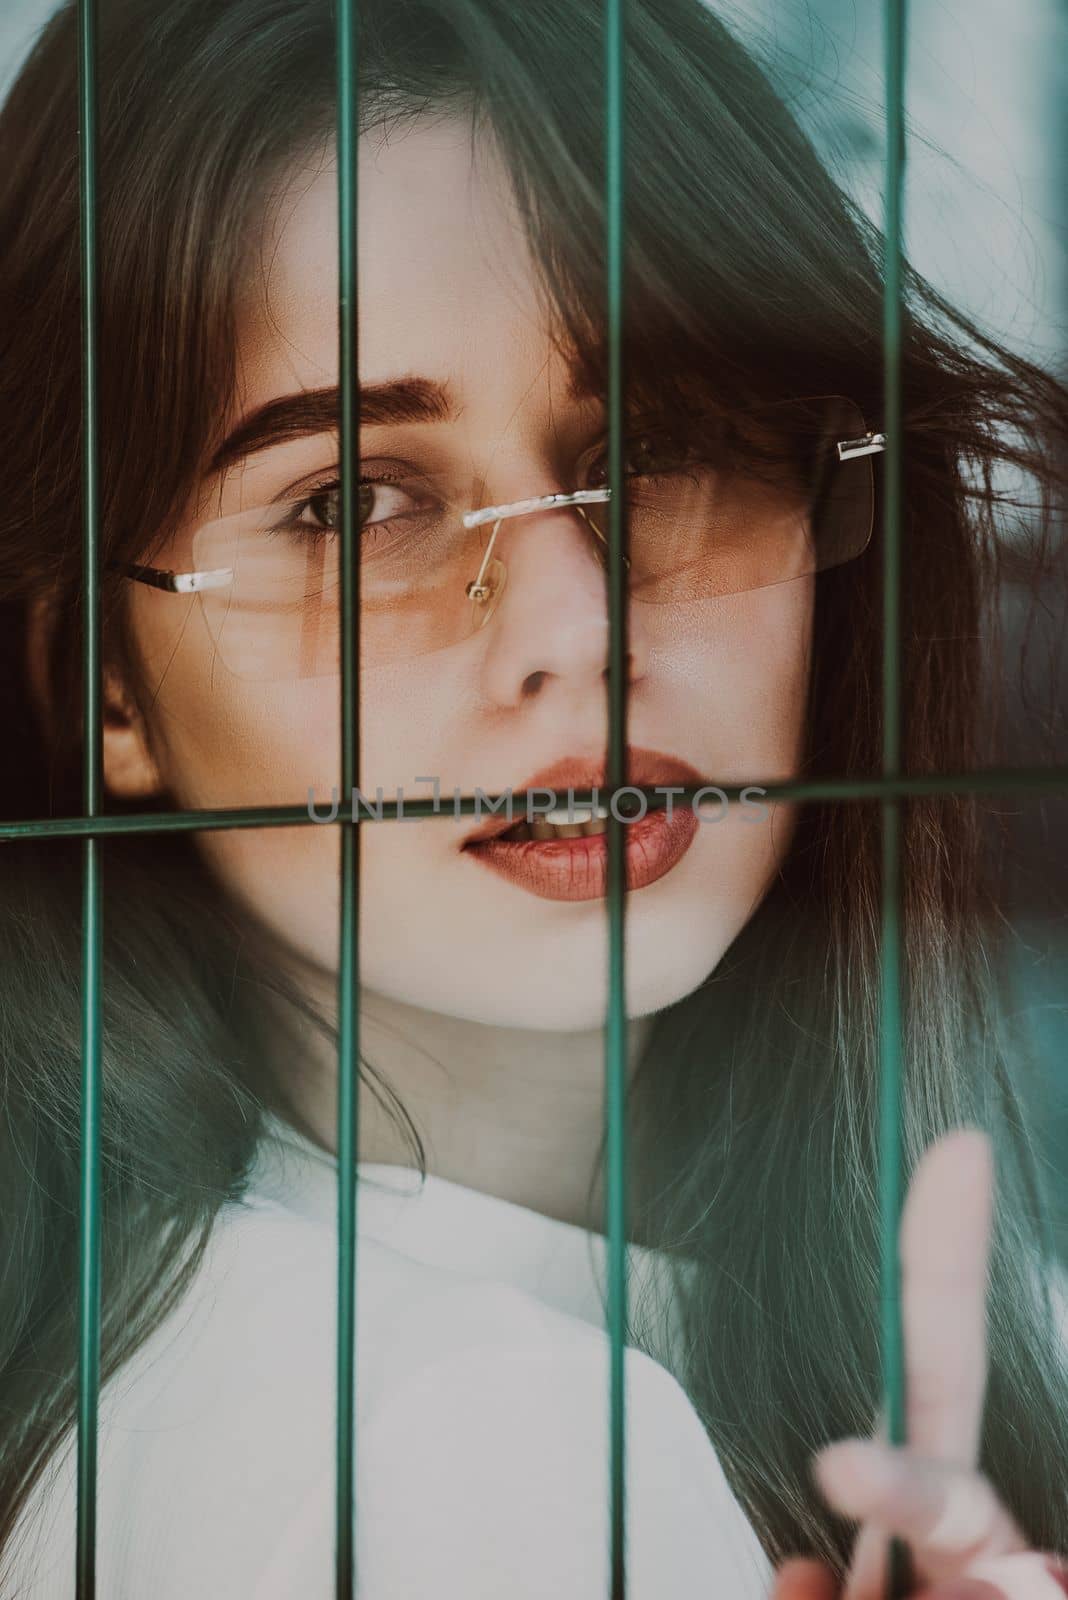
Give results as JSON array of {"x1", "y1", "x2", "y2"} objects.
[{"x1": 106, "y1": 559, "x2": 234, "y2": 594}]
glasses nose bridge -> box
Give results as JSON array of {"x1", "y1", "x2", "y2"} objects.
[
  {"x1": 463, "y1": 488, "x2": 615, "y2": 592},
  {"x1": 461, "y1": 488, "x2": 611, "y2": 537}
]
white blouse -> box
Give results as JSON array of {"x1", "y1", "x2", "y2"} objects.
[{"x1": 2, "y1": 1116, "x2": 773, "y2": 1598}]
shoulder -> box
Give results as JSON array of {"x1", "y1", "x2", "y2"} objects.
[
  {"x1": 4, "y1": 1196, "x2": 770, "y2": 1599},
  {"x1": 339, "y1": 1330, "x2": 771, "y2": 1600},
  {"x1": 3, "y1": 1195, "x2": 444, "y2": 1597},
  {"x1": 242, "y1": 1233, "x2": 771, "y2": 1599}
]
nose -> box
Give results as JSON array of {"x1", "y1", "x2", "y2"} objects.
[{"x1": 477, "y1": 507, "x2": 650, "y2": 710}]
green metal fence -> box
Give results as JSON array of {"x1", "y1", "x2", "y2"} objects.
[{"x1": 1, "y1": 0, "x2": 1067, "y2": 1596}]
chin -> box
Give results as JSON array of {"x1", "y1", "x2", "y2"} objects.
[{"x1": 366, "y1": 923, "x2": 732, "y2": 1032}]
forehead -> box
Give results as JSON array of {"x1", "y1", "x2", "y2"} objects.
[{"x1": 232, "y1": 113, "x2": 555, "y2": 408}]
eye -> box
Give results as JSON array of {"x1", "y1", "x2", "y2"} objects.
[
  {"x1": 626, "y1": 431, "x2": 696, "y2": 475},
  {"x1": 583, "y1": 428, "x2": 697, "y2": 489},
  {"x1": 290, "y1": 480, "x2": 426, "y2": 534},
  {"x1": 293, "y1": 486, "x2": 341, "y2": 531}
]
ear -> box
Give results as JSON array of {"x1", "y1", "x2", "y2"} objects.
[
  {"x1": 100, "y1": 661, "x2": 166, "y2": 801},
  {"x1": 26, "y1": 591, "x2": 165, "y2": 802}
]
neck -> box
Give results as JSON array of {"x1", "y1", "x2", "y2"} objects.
[{"x1": 277, "y1": 981, "x2": 653, "y2": 1230}]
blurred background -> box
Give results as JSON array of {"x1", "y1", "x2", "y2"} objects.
[
  {"x1": 717, "y1": 0, "x2": 1068, "y2": 1224},
  {"x1": 4, "y1": 0, "x2": 1068, "y2": 1213},
  {"x1": 6, "y1": 0, "x2": 1067, "y2": 361}
]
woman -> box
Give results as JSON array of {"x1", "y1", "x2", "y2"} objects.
[{"x1": 1, "y1": 0, "x2": 1066, "y2": 1593}]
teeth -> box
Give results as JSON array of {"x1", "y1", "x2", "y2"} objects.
[
  {"x1": 544, "y1": 805, "x2": 610, "y2": 825},
  {"x1": 499, "y1": 814, "x2": 609, "y2": 842}
]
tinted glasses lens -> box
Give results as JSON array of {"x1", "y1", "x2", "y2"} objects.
[
  {"x1": 191, "y1": 483, "x2": 500, "y2": 680},
  {"x1": 582, "y1": 394, "x2": 876, "y2": 602}
]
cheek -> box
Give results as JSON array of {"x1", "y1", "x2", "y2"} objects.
[
  {"x1": 150, "y1": 677, "x2": 340, "y2": 809},
  {"x1": 646, "y1": 575, "x2": 813, "y2": 779},
  {"x1": 735, "y1": 577, "x2": 814, "y2": 771},
  {"x1": 135, "y1": 624, "x2": 476, "y2": 978},
  {"x1": 140, "y1": 628, "x2": 472, "y2": 810}
]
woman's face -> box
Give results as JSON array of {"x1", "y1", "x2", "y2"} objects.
[{"x1": 117, "y1": 114, "x2": 812, "y2": 1031}]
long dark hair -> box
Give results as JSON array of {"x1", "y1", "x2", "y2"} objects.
[{"x1": 2, "y1": 0, "x2": 1067, "y2": 1572}]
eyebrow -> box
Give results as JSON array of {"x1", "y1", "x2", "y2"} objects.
[{"x1": 209, "y1": 378, "x2": 455, "y2": 473}]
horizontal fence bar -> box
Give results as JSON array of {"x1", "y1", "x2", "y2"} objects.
[{"x1": 4, "y1": 766, "x2": 1068, "y2": 843}]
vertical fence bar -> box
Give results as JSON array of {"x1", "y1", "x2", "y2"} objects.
[
  {"x1": 335, "y1": 0, "x2": 361, "y2": 1595},
  {"x1": 76, "y1": 1, "x2": 103, "y2": 1595},
  {"x1": 880, "y1": 4, "x2": 909, "y2": 1597},
  {"x1": 603, "y1": 0, "x2": 629, "y2": 1595}
]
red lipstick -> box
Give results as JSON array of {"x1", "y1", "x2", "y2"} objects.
[{"x1": 461, "y1": 750, "x2": 702, "y2": 903}]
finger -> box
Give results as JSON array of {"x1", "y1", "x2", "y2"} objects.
[
  {"x1": 841, "y1": 1521, "x2": 890, "y2": 1600},
  {"x1": 771, "y1": 1558, "x2": 840, "y2": 1600},
  {"x1": 900, "y1": 1130, "x2": 994, "y2": 1466},
  {"x1": 816, "y1": 1440, "x2": 1026, "y2": 1584}
]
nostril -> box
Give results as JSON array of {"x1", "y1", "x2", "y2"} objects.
[{"x1": 521, "y1": 669, "x2": 548, "y2": 698}]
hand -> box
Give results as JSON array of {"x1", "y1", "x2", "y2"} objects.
[{"x1": 770, "y1": 1131, "x2": 1068, "y2": 1600}]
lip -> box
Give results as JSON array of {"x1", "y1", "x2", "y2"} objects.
[{"x1": 461, "y1": 748, "x2": 704, "y2": 902}]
